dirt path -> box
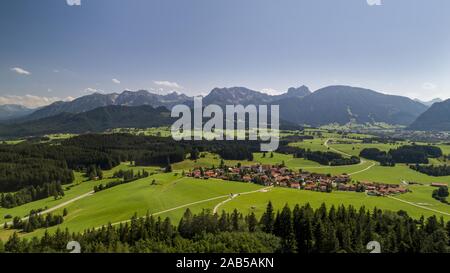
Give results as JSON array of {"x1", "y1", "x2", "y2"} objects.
[
  {"x1": 1, "y1": 191, "x2": 94, "y2": 226},
  {"x1": 324, "y1": 138, "x2": 352, "y2": 157},
  {"x1": 324, "y1": 138, "x2": 376, "y2": 175},
  {"x1": 103, "y1": 187, "x2": 273, "y2": 229},
  {"x1": 213, "y1": 186, "x2": 273, "y2": 214}
]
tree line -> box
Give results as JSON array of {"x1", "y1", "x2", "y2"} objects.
[
  {"x1": 360, "y1": 148, "x2": 395, "y2": 166},
  {"x1": 6, "y1": 211, "x2": 66, "y2": 233},
  {"x1": 277, "y1": 141, "x2": 360, "y2": 166},
  {"x1": 0, "y1": 134, "x2": 262, "y2": 196},
  {"x1": 94, "y1": 169, "x2": 151, "y2": 193},
  {"x1": 432, "y1": 186, "x2": 449, "y2": 204},
  {"x1": 0, "y1": 181, "x2": 65, "y2": 209},
  {"x1": 1, "y1": 202, "x2": 449, "y2": 253},
  {"x1": 410, "y1": 164, "x2": 450, "y2": 177},
  {"x1": 360, "y1": 145, "x2": 443, "y2": 166}
]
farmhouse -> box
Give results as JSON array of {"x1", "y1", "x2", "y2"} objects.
[{"x1": 431, "y1": 183, "x2": 447, "y2": 188}]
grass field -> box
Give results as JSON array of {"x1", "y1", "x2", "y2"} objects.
[
  {"x1": 13, "y1": 174, "x2": 263, "y2": 239},
  {"x1": 1, "y1": 130, "x2": 449, "y2": 242},
  {"x1": 220, "y1": 186, "x2": 450, "y2": 221},
  {"x1": 0, "y1": 163, "x2": 159, "y2": 225}
]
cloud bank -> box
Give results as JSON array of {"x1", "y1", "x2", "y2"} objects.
[
  {"x1": 366, "y1": 0, "x2": 382, "y2": 6},
  {"x1": 0, "y1": 95, "x2": 72, "y2": 108},
  {"x1": 84, "y1": 87, "x2": 104, "y2": 94},
  {"x1": 66, "y1": 0, "x2": 81, "y2": 6},
  {"x1": 154, "y1": 80, "x2": 182, "y2": 89}
]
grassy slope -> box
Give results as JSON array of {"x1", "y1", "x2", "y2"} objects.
[
  {"x1": 1, "y1": 132, "x2": 449, "y2": 241},
  {"x1": 220, "y1": 187, "x2": 450, "y2": 221},
  {"x1": 19, "y1": 174, "x2": 262, "y2": 238}
]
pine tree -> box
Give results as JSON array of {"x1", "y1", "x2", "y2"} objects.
[
  {"x1": 247, "y1": 212, "x2": 258, "y2": 232},
  {"x1": 231, "y1": 209, "x2": 240, "y2": 231},
  {"x1": 218, "y1": 211, "x2": 230, "y2": 232},
  {"x1": 161, "y1": 217, "x2": 174, "y2": 241},
  {"x1": 313, "y1": 220, "x2": 326, "y2": 252},
  {"x1": 260, "y1": 201, "x2": 275, "y2": 233},
  {"x1": 0, "y1": 239, "x2": 4, "y2": 253},
  {"x1": 446, "y1": 221, "x2": 450, "y2": 245},
  {"x1": 178, "y1": 209, "x2": 194, "y2": 238},
  {"x1": 5, "y1": 232, "x2": 21, "y2": 253}
]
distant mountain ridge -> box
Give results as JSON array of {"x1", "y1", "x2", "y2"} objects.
[
  {"x1": 21, "y1": 90, "x2": 192, "y2": 121},
  {"x1": 408, "y1": 99, "x2": 450, "y2": 131},
  {"x1": 414, "y1": 98, "x2": 443, "y2": 107},
  {"x1": 203, "y1": 85, "x2": 311, "y2": 106},
  {"x1": 0, "y1": 105, "x2": 174, "y2": 137},
  {"x1": 0, "y1": 85, "x2": 434, "y2": 137},
  {"x1": 271, "y1": 86, "x2": 427, "y2": 126},
  {"x1": 0, "y1": 104, "x2": 35, "y2": 121}
]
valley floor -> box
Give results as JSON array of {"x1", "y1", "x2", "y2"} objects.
[{"x1": 1, "y1": 135, "x2": 449, "y2": 241}]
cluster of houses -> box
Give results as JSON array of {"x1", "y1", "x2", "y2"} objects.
[
  {"x1": 185, "y1": 164, "x2": 408, "y2": 196},
  {"x1": 360, "y1": 181, "x2": 408, "y2": 196}
]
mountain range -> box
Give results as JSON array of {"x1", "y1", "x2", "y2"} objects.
[
  {"x1": 0, "y1": 105, "x2": 174, "y2": 138},
  {"x1": 271, "y1": 86, "x2": 427, "y2": 126},
  {"x1": 0, "y1": 104, "x2": 35, "y2": 121},
  {"x1": 408, "y1": 99, "x2": 450, "y2": 131},
  {"x1": 20, "y1": 91, "x2": 191, "y2": 122},
  {"x1": 414, "y1": 98, "x2": 443, "y2": 107},
  {"x1": 0, "y1": 85, "x2": 446, "y2": 137},
  {"x1": 202, "y1": 85, "x2": 311, "y2": 106}
]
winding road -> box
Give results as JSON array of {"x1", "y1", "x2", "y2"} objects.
[{"x1": 324, "y1": 138, "x2": 376, "y2": 175}]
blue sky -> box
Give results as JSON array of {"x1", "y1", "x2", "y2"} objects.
[{"x1": 1, "y1": 0, "x2": 449, "y2": 107}]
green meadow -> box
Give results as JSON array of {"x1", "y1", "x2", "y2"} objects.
[
  {"x1": 16, "y1": 174, "x2": 263, "y2": 239},
  {"x1": 1, "y1": 129, "x2": 449, "y2": 241},
  {"x1": 220, "y1": 186, "x2": 450, "y2": 221}
]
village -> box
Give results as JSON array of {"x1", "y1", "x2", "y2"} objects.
[{"x1": 185, "y1": 164, "x2": 409, "y2": 197}]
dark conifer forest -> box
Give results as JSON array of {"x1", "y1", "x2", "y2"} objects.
[{"x1": 1, "y1": 202, "x2": 449, "y2": 253}]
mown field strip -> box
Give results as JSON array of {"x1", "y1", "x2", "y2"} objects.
[{"x1": 387, "y1": 195, "x2": 450, "y2": 217}]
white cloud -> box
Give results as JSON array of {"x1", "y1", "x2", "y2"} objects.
[
  {"x1": 261, "y1": 88, "x2": 281, "y2": 95},
  {"x1": 66, "y1": 0, "x2": 81, "y2": 6},
  {"x1": 153, "y1": 80, "x2": 182, "y2": 89},
  {"x1": 64, "y1": 96, "x2": 75, "y2": 102},
  {"x1": 112, "y1": 78, "x2": 121, "y2": 84},
  {"x1": 366, "y1": 0, "x2": 382, "y2": 6},
  {"x1": 0, "y1": 95, "x2": 63, "y2": 108},
  {"x1": 11, "y1": 67, "x2": 31, "y2": 76},
  {"x1": 422, "y1": 82, "x2": 437, "y2": 90},
  {"x1": 84, "y1": 87, "x2": 104, "y2": 94}
]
